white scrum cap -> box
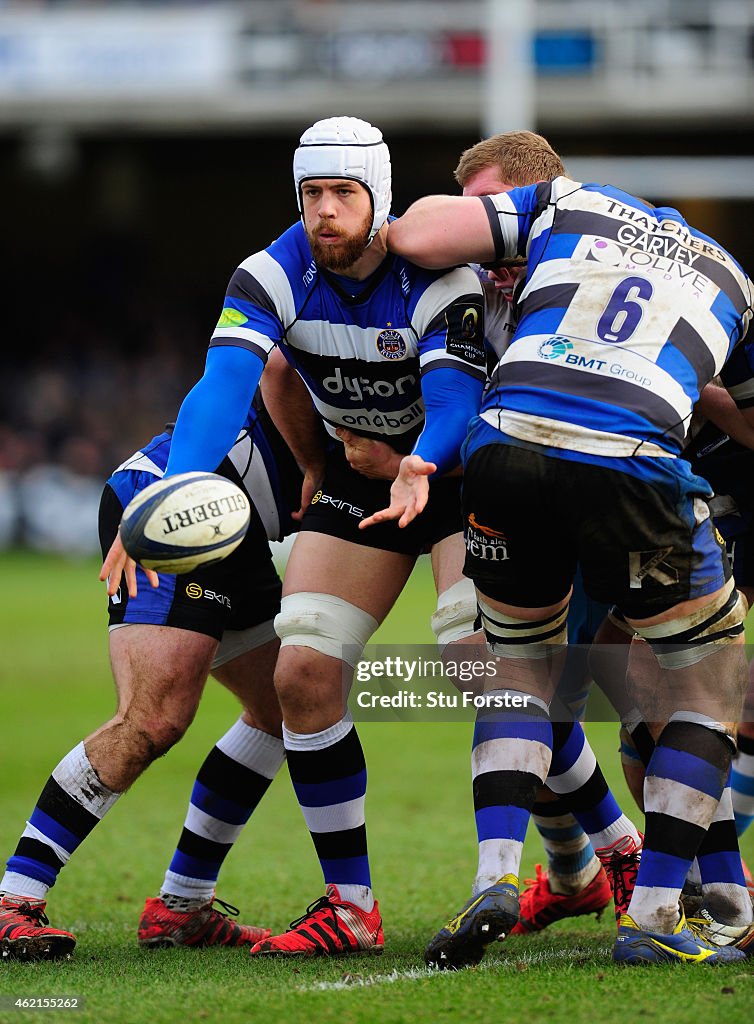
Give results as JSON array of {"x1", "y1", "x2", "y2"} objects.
[{"x1": 293, "y1": 116, "x2": 392, "y2": 243}]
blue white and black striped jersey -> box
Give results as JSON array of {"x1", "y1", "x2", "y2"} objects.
[
  {"x1": 110, "y1": 405, "x2": 300, "y2": 543},
  {"x1": 209, "y1": 221, "x2": 486, "y2": 453},
  {"x1": 475, "y1": 177, "x2": 754, "y2": 464}
]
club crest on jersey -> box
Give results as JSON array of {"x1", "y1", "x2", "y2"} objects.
[{"x1": 376, "y1": 329, "x2": 407, "y2": 360}]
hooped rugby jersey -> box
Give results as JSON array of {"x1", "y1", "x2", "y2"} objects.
[
  {"x1": 210, "y1": 221, "x2": 486, "y2": 453},
  {"x1": 109, "y1": 403, "x2": 299, "y2": 543},
  {"x1": 476, "y1": 177, "x2": 754, "y2": 464}
]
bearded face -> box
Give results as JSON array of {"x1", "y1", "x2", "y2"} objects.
[{"x1": 307, "y1": 208, "x2": 373, "y2": 271}]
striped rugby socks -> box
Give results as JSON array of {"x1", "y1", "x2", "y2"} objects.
[
  {"x1": 1, "y1": 742, "x2": 120, "y2": 899},
  {"x1": 731, "y1": 732, "x2": 754, "y2": 837},
  {"x1": 627, "y1": 714, "x2": 734, "y2": 933},
  {"x1": 472, "y1": 691, "x2": 552, "y2": 895},
  {"x1": 161, "y1": 718, "x2": 284, "y2": 906},
  {"x1": 284, "y1": 715, "x2": 373, "y2": 912},
  {"x1": 547, "y1": 719, "x2": 642, "y2": 857},
  {"x1": 531, "y1": 793, "x2": 601, "y2": 894},
  {"x1": 531, "y1": 719, "x2": 640, "y2": 892},
  {"x1": 696, "y1": 775, "x2": 752, "y2": 926}
]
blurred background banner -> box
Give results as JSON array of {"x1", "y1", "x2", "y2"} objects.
[{"x1": 3, "y1": 0, "x2": 754, "y2": 554}]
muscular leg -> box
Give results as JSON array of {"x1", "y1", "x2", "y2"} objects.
[
  {"x1": 89, "y1": 625, "x2": 216, "y2": 788},
  {"x1": 273, "y1": 532, "x2": 415, "y2": 911},
  {"x1": 157, "y1": 637, "x2": 286, "y2": 908},
  {"x1": 623, "y1": 586, "x2": 749, "y2": 933},
  {"x1": 468, "y1": 590, "x2": 567, "y2": 895},
  {"x1": 730, "y1": 585, "x2": 754, "y2": 837},
  {"x1": 590, "y1": 618, "x2": 656, "y2": 809},
  {"x1": 1, "y1": 625, "x2": 215, "y2": 903},
  {"x1": 601, "y1": 613, "x2": 752, "y2": 929},
  {"x1": 423, "y1": 589, "x2": 568, "y2": 969}
]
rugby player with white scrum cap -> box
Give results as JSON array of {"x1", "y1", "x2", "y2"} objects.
[{"x1": 159, "y1": 116, "x2": 488, "y2": 957}]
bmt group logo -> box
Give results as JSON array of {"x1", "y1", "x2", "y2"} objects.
[{"x1": 538, "y1": 336, "x2": 573, "y2": 360}]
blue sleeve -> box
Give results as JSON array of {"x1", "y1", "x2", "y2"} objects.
[
  {"x1": 412, "y1": 366, "x2": 483, "y2": 475},
  {"x1": 165, "y1": 346, "x2": 265, "y2": 476}
]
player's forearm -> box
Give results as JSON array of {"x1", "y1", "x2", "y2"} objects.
[
  {"x1": 697, "y1": 383, "x2": 754, "y2": 449},
  {"x1": 387, "y1": 195, "x2": 496, "y2": 268},
  {"x1": 166, "y1": 347, "x2": 263, "y2": 475},
  {"x1": 412, "y1": 367, "x2": 483, "y2": 475}
]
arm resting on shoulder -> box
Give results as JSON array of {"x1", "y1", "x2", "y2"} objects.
[{"x1": 387, "y1": 196, "x2": 496, "y2": 268}]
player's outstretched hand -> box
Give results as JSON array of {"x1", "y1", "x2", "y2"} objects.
[
  {"x1": 99, "y1": 530, "x2": 159, "y2": 598},
  {"x1": 336, "y1": 427, "x2": 402, "y2": 480},
  {"x1": 359, "y1": 454, "x2": 436, "y2": 530}
]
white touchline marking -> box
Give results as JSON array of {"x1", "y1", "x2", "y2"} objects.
[{"x1": 299, "y1": 946, "x2": 608, "y2": 990}]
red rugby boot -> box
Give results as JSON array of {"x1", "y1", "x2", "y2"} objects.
[
  {"x1": 249, "y1": 885, "x2": 384, "y2": 957},
  {"x1": 511, "y1": 863, "x2": 611, "y2": 934},
  {"x1": 596, "y1": 834, "x2": 643, "y2": 923},
  {"x1": 137, "y1": 895, "x2": 270, "y2": 948},
  {"x1": 0, "y1": 895, "x2": 76, "y2": 960}
]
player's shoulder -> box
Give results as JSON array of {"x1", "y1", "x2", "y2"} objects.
[
  {"x1": 395, "y1": 253, "x2": 482, "y2": 299},
  {"x1": 232, "y1": 222, "x2": 314, "y2": 285},
  {"x1": 225, "y1": 222, "x2": 317, "y2": 316},
  {"x1": 393, "y1": 257, "x2": 483, "y2": 338}
]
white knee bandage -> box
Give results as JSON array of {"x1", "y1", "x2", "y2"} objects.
[
  {"x1": 274, "y1": 593, "x2": 378, "y2": 667},
  {"x1": 431, "y1": 578, "x2": 479, "y2": 649},
  {"x1": 477, "y1": 596, "x2": 569, "y2": 660},
  {"x1": 634, "y1": 579, "x2": 746, "y2": 669},
  {"x1": 211, "y1": 620, "x2": 278, "y2": 670}
]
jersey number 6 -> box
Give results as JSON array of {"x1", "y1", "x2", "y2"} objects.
[{"x1": 596, "y1": 277, "x2": 654, "y2": 344}]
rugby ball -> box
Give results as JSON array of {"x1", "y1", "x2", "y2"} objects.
[{"x1": 120, "y1": 471, "x2": 251, "y2": 574}]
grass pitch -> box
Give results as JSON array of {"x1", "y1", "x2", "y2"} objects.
[{"x1": 1, "y1": 550, "x2": 753, "y2": 1023}]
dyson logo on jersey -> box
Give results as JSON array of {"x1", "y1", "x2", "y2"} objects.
[{"x1": 323, "y1": 366, "x2": 417, "y2": 402}]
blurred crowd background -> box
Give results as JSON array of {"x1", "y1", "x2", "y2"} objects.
[{"x1": 3, "y1": 0, "x2": 754, "y2": 553}]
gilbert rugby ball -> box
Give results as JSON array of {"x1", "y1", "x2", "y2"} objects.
[{"x1": 120, "y1": 471, "x2": 251, "y2": 574}]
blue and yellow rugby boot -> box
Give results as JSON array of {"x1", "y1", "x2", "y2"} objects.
[
  {"x1": 613, "y1": 911, "x2": 746, "y2": 965},
  {"x1": 425, "y1": 874, "x2": 519, "y2": 970}
]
